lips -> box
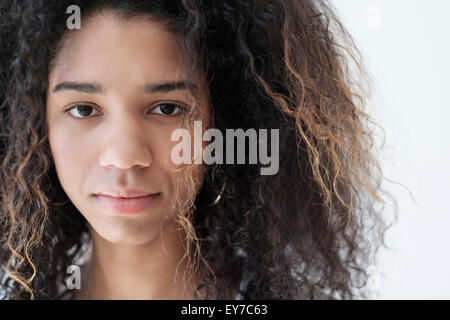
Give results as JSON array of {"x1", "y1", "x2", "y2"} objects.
[
  {"x1": 95, "y1": 189, "x2": 157, "y2": 198},
  {"x1": 93, "y1": 193, "x2": 161, "y2": 214}
]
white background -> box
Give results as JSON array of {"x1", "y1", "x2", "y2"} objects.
[{"x1": 332, "y1": 0, "x2": 450, "y2": 299}]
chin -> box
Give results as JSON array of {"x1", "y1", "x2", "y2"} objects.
[{"x1": 93, "y1": 223, "x2": 160, "y2": 246}]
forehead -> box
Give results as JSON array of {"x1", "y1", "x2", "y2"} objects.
[{"x1": 49, "y1": 11, "x2": 188, "y2": 86}]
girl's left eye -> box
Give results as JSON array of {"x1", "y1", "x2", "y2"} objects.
[{"x1": 150, "y1": 103, "x2": 184, "y2": 116}]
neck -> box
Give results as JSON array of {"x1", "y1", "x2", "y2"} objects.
[{"x1": 75, "y1": 222, "x2": 202, "y2": 300}]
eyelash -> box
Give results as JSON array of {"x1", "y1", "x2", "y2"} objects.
[{"x1": 63, "y1": 103, "x2": 187, "y2": 120}]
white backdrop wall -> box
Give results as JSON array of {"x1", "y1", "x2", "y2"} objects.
[{"x1": 332, "y1": 0, "x2": 450, "y2": 299}]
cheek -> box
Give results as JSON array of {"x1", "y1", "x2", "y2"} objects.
[
  {"x1": 153, "y1": 126, "x2": 206, "y2": 210},
  {"x1": 152, "y1": 130, "x2": 183, "y2": 210},
  {"x1": 48, "y1": 121, "x2": 90, "y2": 196}
]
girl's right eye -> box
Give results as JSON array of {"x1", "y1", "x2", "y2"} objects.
[{"x1": 64, "y1": 104, "x2": 101, "y2": 119}]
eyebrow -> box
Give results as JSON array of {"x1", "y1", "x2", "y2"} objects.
[{"x1": 52, "y1": 80, "x2": 198, "y2": 95}]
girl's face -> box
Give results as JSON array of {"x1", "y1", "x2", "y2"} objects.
[{"x1": 46, "y1": 12, "x2": 209, "y2": 245}]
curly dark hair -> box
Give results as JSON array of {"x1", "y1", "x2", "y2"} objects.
[{"x1": 0, "y1": 0, "x2": 397, "y2": 300}]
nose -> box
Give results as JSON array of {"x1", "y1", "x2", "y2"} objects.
[{"x1": 98, "y1": 111, "x2": 152, "y2": 170}]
